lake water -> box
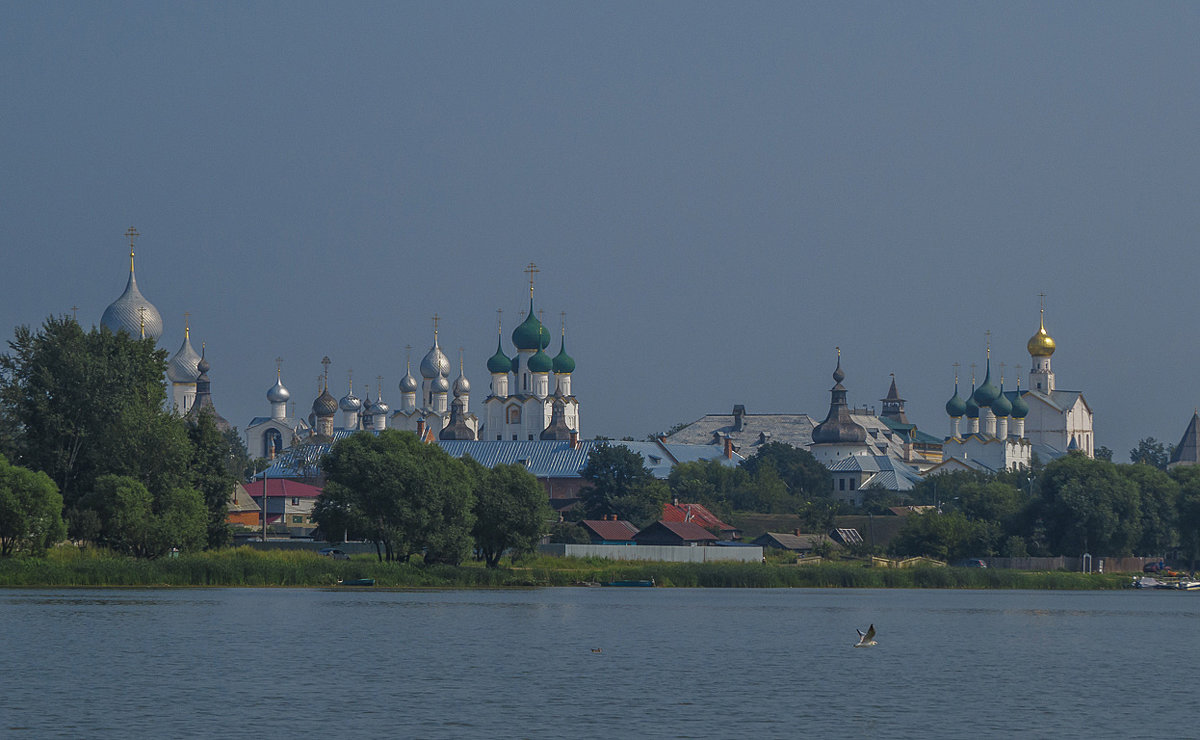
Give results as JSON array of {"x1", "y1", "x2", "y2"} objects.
[{"x1": 2, "y1": 587, "x2": 1196, "y2": 739}]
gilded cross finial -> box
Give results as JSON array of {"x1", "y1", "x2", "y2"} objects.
[
  {"x1": 405, "y1": 344, "x2": 413, "y2": 372},
  {"x1": 377, "y1": 375, "x2": 384, "y2": 397},
  {"x1": 953, "y1": 361, "x2": 960, "y2": 384},
  {"x1": 125, "y1": 226, "x2": 140, "y2": 270},
  {"x1": 275, "y1": 357, "x2": 283, "y2": 379},
  {"x1": 496, "y1": 308, "x2": 503, "y2": 335},
  {"x1": 1000, "y1": 362, "x2": 1006, "y2": 385},
  {"x1": 970, "y1": 362, "x2": 977, "y2": 384},
  {"x1": 985, "y1": 329, "x2": 991, "y2": 357},
  {"x1": 836, "y1": 346, "x2": 841, "y2": 358},
  {"x1": 71, "y1": 305, "x2": 79, "y2": 321},
  {"x1": 347, "y1": 369, "x2": 354, "y2": 392},
  {"x1": 432, "y1": 314, "x2": 440, "y2": 343},
  {"x1": 524, "y1": 262, "x2": 540, "y2": 297},
  {"x1": 560, "y1": 311, "x2": 566, "y2": 336},
  {"x1": 184, "y1": 312, "x2": 191, "y2": 339},
  {"x1": 458, "y1": 347, "x2": 465, "y2": 374},
  {"x1": 321, "y1": 356, "x2": 331, "y2": 389}
]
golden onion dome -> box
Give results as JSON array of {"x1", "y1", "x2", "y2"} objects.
[{"x1": 1027, "y1": 311, "x2": 1056, "y2": 357}]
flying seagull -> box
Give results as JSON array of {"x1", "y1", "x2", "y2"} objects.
[{"x1": 854, "y1": 624, "x2": 877, "y2": 648}]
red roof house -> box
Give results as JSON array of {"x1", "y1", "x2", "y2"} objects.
[
  {"x1": 580, "y1": 517, "x2": 639, "y2": 545},
  {"x1": 662, "y1": 502, "x2": 741, "y2": 539}
]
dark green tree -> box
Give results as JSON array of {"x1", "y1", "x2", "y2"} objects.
[
  {"x1": 1095, "y1": 446, "x2": 1114, "y2": 462},
  {"x1": 578, "y1": 443, "x2": 669, "y2": 528},
  {"x1": 666, "y1": 459, "x2": 748, "y2": 517},
  {"x1": 316, "y1": 430, "x2": 475, "y2": 563},
  {"x1": 187, "y1": 409, "x2": 238, "y2": 548},
  {"x1": 1117, "y1": 463, "x2": 1179, "y2": 555},
  {"x1": 0, "y1": 454, "x2": 65, "y2": 555},
  {"x1": 471, "y1": 462, "x2": 551, "y2": 567},
  {"x1": 741, "y1": 442, "x2": 831, "y2": 500},
  {"x1": 547, "y1": 520, "x2": 591, "y2": 544},
  {"x1": 889, "y1": 510, "x2": 1000, "y2": 561},
  {"x1": 1130, "y1": 438, "x2": 1171, "y2": 470},
  {"x1": 0, "y1": 316, "x2": 190, "y2": 506},
  {"x1": 1171, "y1": 466, "x2": 1200, "y2": 568},
  {"x1": 1034, "y1": 455, "x2": 1141, "y2": 556},
  {"x1": 76, "y1": 474, "x2": 205, "y2": 557}
]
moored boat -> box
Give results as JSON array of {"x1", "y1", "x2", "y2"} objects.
[
  {"x1": 337, "y1": 578, "x2": 375, "y2": 587},
  {"x1": 601, "y1": 578, "x2": 655, "y2": 587}
]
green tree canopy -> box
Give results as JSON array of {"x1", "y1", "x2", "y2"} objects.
[
  {"x1": 740, "y1": 442, "x2": 831, "y2": 499},
  {"x1": 1117, "y1": 463, "x2": 1179, "y2": 555},
  {"x1": 578, "y1": 443, "x2": 669, "y2": 528},
  {"x1": 1130, "y1": 437, "x2": 1171, "y2": 469},
  {"x1": 316, "y1": 430, "x2": 475, "y2": 563},
  {"x1": 0, "y1": 454, "x2": 65, "y2": 556},
  {"x1": 0, "y1": 316, "x2": 190, "y2": 506},
  {"x1": 187, "y1": 409, "x2": 238, "y2": 548},
  {"x1": 471, "y1": 462, "x2": 551, "y2": 567},
  {"x1": 889, "y1": 510, "x2": 1001, "y2": 561},
  {"x1": 666, "y1": 459, "x2": 748, "y2": 518},
  {"x1": 1034, "y1": 455, "x2": 1141, "y2": 556},
  {"x1": 76, "y1": 474, "x2": 206, "y2": 557}
]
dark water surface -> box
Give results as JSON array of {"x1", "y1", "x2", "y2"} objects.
[{"x1": 2, "y1": 587, "x2": 1196, "y2": 739}]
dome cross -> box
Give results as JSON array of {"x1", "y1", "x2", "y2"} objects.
[{"x1": 524, "y1": 262, "x2": 540, "y2": 297}]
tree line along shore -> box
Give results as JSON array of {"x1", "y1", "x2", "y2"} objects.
[{"x1": 1, "y1": 316, "x2": 1196, "y2": 581}]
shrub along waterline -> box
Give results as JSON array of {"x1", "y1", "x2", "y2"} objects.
[{"x1": 0, "y1": 548, "x2": 1134, "y2": 589}]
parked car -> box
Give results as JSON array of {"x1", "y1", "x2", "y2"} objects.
[
  {"x1": 318, "y1": 548, "x2": 350, "y2": 560},
  {"x1": 955, "y1": 558, "x2": 987, "y2": 568}
]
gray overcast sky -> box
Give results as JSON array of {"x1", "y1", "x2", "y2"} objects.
[{"x1": 3, "y1": 2, "x2": 1198, "y2": 460}]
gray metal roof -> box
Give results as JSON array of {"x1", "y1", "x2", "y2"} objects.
[
  {"x1": 665, "y1": 409, "x2": 915, "y2": 461},
  {"x1": 258, "y1": 435, "x2": 741, "y2": 480}
]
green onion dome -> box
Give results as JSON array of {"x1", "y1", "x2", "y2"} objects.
[
  {"x1": 945, "y1": 382, "x2": 967, "y2": 418},
  {"x1": 510, "y1": 355, "x2": 519, "y2": 374},
  {"x1": 528, "y1": 347, "x2": 553, "y2": 373},
  {"x1": 487, "y1": 338, "x2": 511, "y2": 374},
  {"x1": 552, "y1": 337, "x2": 575, "y2": 374},
  {"x1": 972, "y1": 360, "x2": 1000, "y2": 407},
  {"x1": 965, "y1": 389, "x2": 980, "y2": 419},
  {"x1": 991, "y1": 385, "x2": 1012, "y2": 417},
  {"x1": 1010, "y1": 389, "x2": 1030, "y2": 419},
  {"x1": 511, "y1": 300, "x2": 550, "y2": 351}
]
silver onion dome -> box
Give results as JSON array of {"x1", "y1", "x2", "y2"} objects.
[
  {"x1": 267, "y1": 377, "x2": 290, "y2": 404},
  {"x1": 453, "y1": 373, "x2": 470, "y2": 397},
  {"x1": 400, "y1": 371, "x2": 418, "y2": 393},
  {"x1": 433, "y1": 376, "x2": 450, "y2": 393},
  {"x1": 420, "y1": 342, "x2": 450, "y2": 379},
  {"x1": 370, "y1": 395, "x2": 390, "y2": 415},
  {"x1": 167, "y1": 331, "x2": 202, "y2": 383},
  {"x1": 339, "y1": 391, "x2": 361, "y2": 412},
  {"x1": 102, "y1": 262, "x2": 163, "y2": 340}
]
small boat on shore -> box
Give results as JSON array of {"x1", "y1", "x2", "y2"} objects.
[
  {"x1": 1174, "y1": 580, "x2": 1200, "y2": 591},
  {"x1": 337, "y1": 578, "x2": 375, "y2": 587},
  {"x1": 601, "y1": 578, "x2": 655, "y2": 587}
]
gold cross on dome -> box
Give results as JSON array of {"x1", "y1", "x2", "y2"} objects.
[
  {"x1": 496, "y1": 308, "x2": 503, "y2": 333},
  {"x1": 524, "y1": 262, "x2": 539, "y2": 297},
  {"x1": 432, "y1": 313, "x2": 440, "y2": 338},
  {"x1": 71, "y1": 305, "x2": 79, "y2": 321}
]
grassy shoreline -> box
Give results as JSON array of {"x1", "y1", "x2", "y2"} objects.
[{"x1": 0, "y1": 547, "x2": 1133, "y2": 589}]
